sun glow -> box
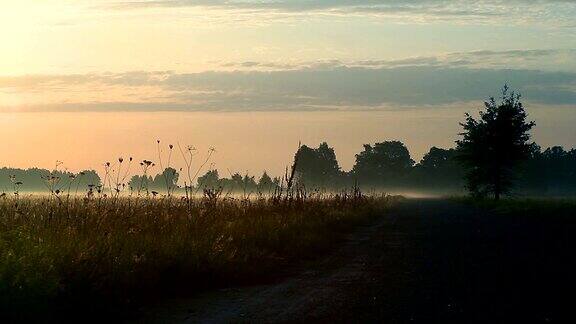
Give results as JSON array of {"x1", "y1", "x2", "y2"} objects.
[{"x1": 0, "y1": 1, "x2": 84, "y2": 75}]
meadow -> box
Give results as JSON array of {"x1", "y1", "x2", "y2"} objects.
[{"x1": 0, "y1": 190, "x2": 397, "y2": 322}]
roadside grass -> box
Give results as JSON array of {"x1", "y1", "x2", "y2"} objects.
[
  {"x1": 0, "y1": 194, "x2": 398, "y2": 322},
  {"x1": 456, "y1": 196, "x2": 576, "y2": 218}
]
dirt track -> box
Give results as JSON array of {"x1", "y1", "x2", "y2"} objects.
[{"x1": 135, "y1": 199, "x2": 576, "y2": 323}]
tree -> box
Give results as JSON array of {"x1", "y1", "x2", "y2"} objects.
[
  {"x1": 128, "y1": 174, "x2": 153, "y2": 194},
  {"x1": 419, "y1": 147, "x2": 457, "y2": 170},
  {"x1": 412, "y1": 147, "x2": 463, "y2": 188},
  {"x1": 521, "y1": 146, "x2": 576, "y2": 194},
  {"x1": 257, "y1": 171, "x2": 274, "y2": 193},
  {"x1": 243, "y1": 174, "x2": 257, "y2": 190},
  {"x1": 197, "y1": 169, "x2": 220, "y2": 189},
  {"x1": 456, "y1": 86, "x2": 535, "y2": 200},
  {"x1": 293, "y1": 142, "x2": 341, "y2": 187},
  {"x1": 352, "y1": 141, "x2": 414, "y2": 186},
  {"x1": 152, "y1": 167, "x2": 179, "y2": 194},
  {"x1": 230, "y1": 173, "x2": 244, "y2": 189}
]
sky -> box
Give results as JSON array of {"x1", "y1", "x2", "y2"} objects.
[{"x1": 0, "y1": 0, "x2": 575, "y2": 176}]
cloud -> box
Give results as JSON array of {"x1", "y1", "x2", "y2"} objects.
[
  {"x1": 168, "y1": 66, "x2": 576, "y2": 106},
  {"x1": 115, "y1": 0, "x2": 571, "y2": 11},
  {"x1": 221, "y1": 49, "x2": 576, "y2": 72},
  {"x1": 451, "y1": 49, "x2": 576, "y2": 61},
  {"x1": 2, "y1": 67, "x2": 575, "y2": 112},
  {"x1": 445, "y1": 49, "x2": 576, "y2": 71},
  {"x1": 2, "y1": 49, "x2": 576, "y2": 112},
  {"x1": 111, "y1": 0, "x2": 576, "y2": 26}
]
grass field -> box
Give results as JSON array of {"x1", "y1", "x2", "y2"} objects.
[
  {"x1": 0, "y1": 193, "x2": 397, "y2": 322},
  {"x1": 458, "y1": 196, "x2": 576, "y2": 218}
]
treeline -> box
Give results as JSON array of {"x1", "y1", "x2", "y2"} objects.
[
  {"x1": 290, "y1": 141, "x2": 463, "y2": 191},
  {"x1": 194, "y1": 170, "x2": 279, "y2": 194},
  {"x1": 519, "y1": 146, "x2": 576, "y2": 195},
  {"x1": 289, "y1": 141, "x2": 576, "y2": 195},
  {"x1": 0, "y1": 168, "x2": 100, "y2": 194},
  {"x1": 1, "y1": 143, "x2": 574, "y2": 196},
  {"x1": 127, "y1": 168, "x2": 279, "y2": 195},
  {"x1": 0, "y1": 164, "x2": 278, "y2": 196}
]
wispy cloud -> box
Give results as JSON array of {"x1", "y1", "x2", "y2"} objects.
[
  {"x1": 2, "y1": 68, "x2": 575, "y2": 112},
  {"x1": 221, "y1": 49, "x2": 576, "y2": 72},
  {"x1": 2, "y1": 49, "x2": 575, "y2": 112},
  {"x1": 111, "y1": 0, "x2": 576, "y2": 26}
]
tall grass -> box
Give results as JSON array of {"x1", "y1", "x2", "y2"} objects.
[{"x1": 0, "y1": 192, "x2": 397, "y2": 322}]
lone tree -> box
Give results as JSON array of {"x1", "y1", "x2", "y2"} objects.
[{"x1": 456, "y1": 86, "x2": 535, "y2": 200}]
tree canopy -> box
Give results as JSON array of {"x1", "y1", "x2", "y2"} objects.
[
  {"x1": 293, "y1": 142, "x2": 341, "y2": 187},
  {"x1": 352, "y1": 141, "x2": 414, "y2": 186},
  {"x1": 456, "y1": 86, "x2": 535, "y2": 199}
]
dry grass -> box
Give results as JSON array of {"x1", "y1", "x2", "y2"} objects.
[{"x1": 0, "y1": 193, "x2": 397, "y2": 322}]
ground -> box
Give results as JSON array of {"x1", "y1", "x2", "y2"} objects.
[{"x1": 133, "y1": 199, "x2": 576, "y2": 323}]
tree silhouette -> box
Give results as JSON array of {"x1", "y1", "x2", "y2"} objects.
[
  {"x1": 456, "y1": 86, "x2": 535, "y2": 200},
  {"x1": 153, "y1": 167, "x2": 179, "y2": 194},
  {"x1": 411, "y1": 147, "x2": 463, "y2": 188},
  {"x1": 520, "y1": 146, "x2": 576, "y2": 195},
  {"x1": 257, "y1": 171, "x2": 274, "y2": 193},
  {"x1": 352, "y1": 141, "x2": 414, "y2": 186},
  {"x1": 294, "y1": 142, "x2": 341, "y2": 187},
  {"x1": 197, "y1": 169, "x2": 219, "y2": 189}
]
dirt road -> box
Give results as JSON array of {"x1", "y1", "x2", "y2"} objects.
[{"x1": 136, "y1": 199, "x2": 576, "y2": 323}]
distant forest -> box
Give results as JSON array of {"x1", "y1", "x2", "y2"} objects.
[
  {"x1": 1, "y1": 142, "x2": 574, "y2": 196},
  {"x1": 290, "y1": 142, "x2": 576, "y2": 196},
  {"x1": 0, "y1": 167, "x2": 100, "y2": 194}
]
